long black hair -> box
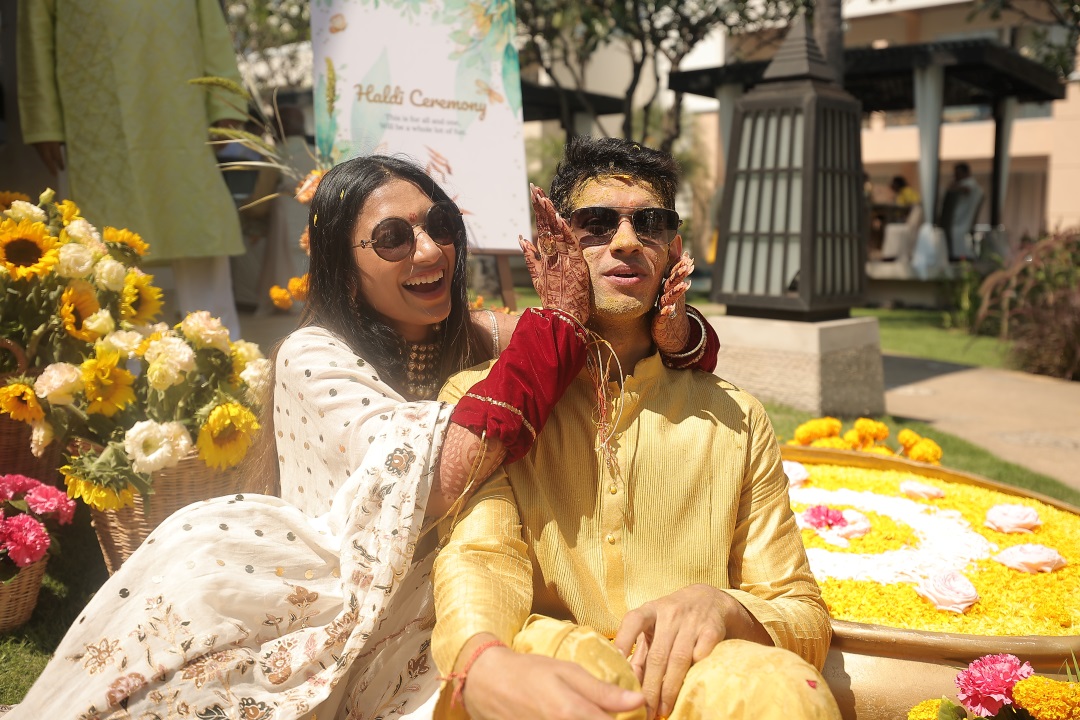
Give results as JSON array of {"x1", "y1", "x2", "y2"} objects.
[{"x1": 299, "y1": 155, "x2": 486, "y2": 394}]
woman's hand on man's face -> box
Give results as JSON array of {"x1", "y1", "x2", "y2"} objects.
[{"x1": 520, "y1": 185, "x2": 591, "y2": 325}]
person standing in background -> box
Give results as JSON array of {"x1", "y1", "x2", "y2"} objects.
[{"x1": 17, "y1": 0, "x2": 246, "y2": 336}]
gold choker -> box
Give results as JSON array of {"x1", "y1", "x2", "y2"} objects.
[{"x1": 404, "y1": 341, "x2": 440, "y2": 400}]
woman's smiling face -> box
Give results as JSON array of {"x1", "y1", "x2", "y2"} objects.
[{"x1": 351, "y1": 178, "x2": 456, "y2": 341}]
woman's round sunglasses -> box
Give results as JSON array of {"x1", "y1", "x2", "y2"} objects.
[
  {"x1": 569, "y1": 206, "x2": 681, "y2": 248},
  {"x1": 353, "y1": 202, "x2": 465, "y2": 262}
]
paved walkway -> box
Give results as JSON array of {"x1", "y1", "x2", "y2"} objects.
[{"x1": 238, "y1": 309, "x2": 1080, "y2": 494}]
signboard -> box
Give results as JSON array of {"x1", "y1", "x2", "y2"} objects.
[{"x1": 310, "y1": 0, "x2": 529, "y2": 253}]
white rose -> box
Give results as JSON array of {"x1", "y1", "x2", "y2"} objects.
[
  {"x1": 64, "y1": 218, "x2": 105, "y2": 251},
  {"x1": 99, "y1": 330, "x2": 143, "y2": 358},
  {"x1": 93, "y1": 256, "x2": 127, "y2": 292},
  {"x1": 783, "y1": 460, "x2": 810, "y2": 488},
  {"x1": 180, "y1": 311, "x2": 232, "y2": 353},
  {"x1": 82, "y1": 308, "x2": 115, "y2": 337},
  {"x1": 146, "y1": 358, "x2": 185, "y2": 390},
  {"x1": 34, "y1": 362, "x2": 84, "y2": 405},
  {"x1": 231, "y1": 339, "x2": 264, "y2": 367},
  {"x1": 835, "y1": 509, "x2": 872, "y2": 539},
  {"x1": 984, "y1": 504, "x2": 1041, "y2": 533},
  {"x1": 30, "y1": 420, "x2": 55, "y2": 458},
  {"x1": 56, "y1": 242, "x2": 96, "y2": 278},
  {"x1": 144, "y1": 336, "x2": 196, "y2": 371},
  {"x1": 5, "y1": 200, "x2": 46, "y2": 223},
  {"x1": 900, "y1": 480, "x2": 945, "y2": 500},
  {"x1": 240, "y1": 357, "x2": 271, "y2": 400},
  {"x1": 993, "y1": 544, "x2": 1066, "y2": 573},
  {"x1": 124, "y1": 420, "x2": 193, "y2": 474},
  {"x1": 914, "y1": 571, "x2": 979, "y2": 613}
]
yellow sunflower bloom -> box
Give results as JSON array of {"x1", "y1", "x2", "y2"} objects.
[
  {"x1": 104, "y1": 226, "x2": 149, "y2": 256},
  {"x1": 0, "y1": 218, "x2": 59, "y2": 280},
  {"x1": 60, "y1": 279, "x2": 103, "y2": 342},
  {"x1": 62, "y1": 469, "x2": 136, "y2": 511},
  {"x1": 80, "y1": 348, "x2": 136, "y2": 417},
  {"x1": 197, "y1": 402, "x2": 260, "y2": 469},
  {"x1": 287, "y1": 274, "x2": 309, "y2": 302},
  {"x1": 57, "y1": 199, "x2": 81, "y2": 225},
  {"x1": 0, "y1": 382, "x2": 45, "y2": 424},
  {"x1": 121, "y1": 270, "x2": 164, "y2": 324},
  {"x1": 0, "y1": 191, "x2": 31, "y2": 211},
  {"x1": 269, "y1": 285, "x2": 293, "y2": 310}
]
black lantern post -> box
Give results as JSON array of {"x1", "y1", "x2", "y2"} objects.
[{"x1": 712, "y1": 15, "x2": 865, "y2": 320}]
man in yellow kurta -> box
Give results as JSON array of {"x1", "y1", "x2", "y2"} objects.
[
  {"x1": 433, "y1": 137, "x2": 839, "y2": 720},
  {"x1": 16, "y1": 0, "x2": 246, "y2": 334}
]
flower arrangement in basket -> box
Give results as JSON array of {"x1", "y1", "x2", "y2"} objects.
[
  {"x1": 908, "y1": 653, "x2": 1080, "y2": 719},
  {"x1": 0, "y1": 191, "x2": 270, "y2": 513},
  {"x1": 0, "y1": 472, "x2": 75, "y2": 631}
]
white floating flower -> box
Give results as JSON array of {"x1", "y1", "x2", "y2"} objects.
[
  {"x1": 915, "y1": 571, "x2": 979, "y2": 613},
  {"x1": 33, "y1": 362, "x2": 83, "y2": 405},
  {"x1": 124, "y1": 421, "x2": 193, "y2": 474},
  {"x1": 984, "y1": 504, "x2": 1041, "y2": 533},
  {"x1": 144, "y1": 336, "x2": 196, "y2": 371},
  {"x1": 993, "y1": 544, "x2": 1066, "y2": 573},
  {"x1": 240, "y1": 357, "x2": 271, "y2": 400},
  {"x1": 181, "y1": 310, "x2": 231, "y2": 353},
  {"x1": 64, "y1": 218, "x2": 105, "y2": 252},
  {"x1": 93, "y1": 255, "x2": 127, "y2": 292},
  {"x1": 6, "y1": 200, "x2": 46, "y2": 223},
  {"x1": 146, "y1": 358, "x2": 186, "y2": 391},
  {"x1": 56, "y1": 242, "x2": 96, "y2": 278},
  {"x1": 99, "y1": 330, "x2": 144, "y2": 358},
  {"x1": 836, "y1": 509, "x2": 872, "y2": 539},
  {"x1": 783, "y1": 460, "x2": 810, "y2": 488},
  {"x1": 900, "y1": 480, "x2": 945, "y2": 500},
  {"x1": 82, "y1": 308, "x2": 115, "y2": 337}
]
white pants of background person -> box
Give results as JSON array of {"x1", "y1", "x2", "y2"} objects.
[{"x1": 174, "y1": 255, "x2": 241, "y2": 338}]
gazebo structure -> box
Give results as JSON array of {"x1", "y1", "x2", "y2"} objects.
[{"x1": 670, "y1": 38, "x2": 1065, "y2": 279}]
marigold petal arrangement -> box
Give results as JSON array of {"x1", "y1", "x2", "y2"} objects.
[{"x1": 0, "y1": 189, "x2": 268, "y2": 512}]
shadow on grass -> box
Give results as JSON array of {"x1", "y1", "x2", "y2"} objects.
[{"x1": 881, "y1": 354, "x2": 975, "y2": 390}]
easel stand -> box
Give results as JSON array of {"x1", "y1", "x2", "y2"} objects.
[{"x1": 473, "y1": 251, "x2": 518, "y2": 312}]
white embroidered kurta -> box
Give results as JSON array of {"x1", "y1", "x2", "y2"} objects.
[{"x1": 11, "y1": 326, "x2": 447, "y2": 719}]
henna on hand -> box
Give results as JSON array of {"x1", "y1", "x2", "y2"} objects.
[
  {"x1": 431, "y1": 423, "x2": 507, "y2": 518},
  {"x1": 652, "y1": 253, "x2": 694, "y2": 354},
  {"x1": 521, "y1": 184, "x2": 591, "y2": 324}
]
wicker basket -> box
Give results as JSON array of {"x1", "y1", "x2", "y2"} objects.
[
  {"x1": 0, "y1": 339, "x2": 62, "y2": 484},
  {"x1": 0, "y1": 556, "x2": 48, "y2": 633},
  {"x1": 90, "y1": 453, "x2": 271, "y2": 575}
]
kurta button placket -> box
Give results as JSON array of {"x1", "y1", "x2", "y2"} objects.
[{"x1": 606, "y1": 533, "x2": 616, "y2": 545}]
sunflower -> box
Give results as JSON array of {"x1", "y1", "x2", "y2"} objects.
[
  {"x1": 62, "y1": 469, "x2": 136, "y2": 511},
  {"x1": 120, "y1": 271, "x2": 163, "y2": 324},
  {"x1": 103, "y1": 226, "x2": 148, "y2": 256},
  {"x1": 197, "y1": 402, "x2": 260, "y2": 469},
  {"x1": 60, "y1": 279, "x2": 104, "y2": 342},
  {"x1": 0, "y1": 218, "x2": 59, "y2": 280},
  {"x1": 0, "y1": 382, "x2": 45, "y2": 424},
  {"x1": 80, "y1": 348, "x2": 136, "y2": 417},
  {"x1": 56, "y1": 199, "x2": 81, "y2": 225},
  {"x1": 0, "y1": 191, "x2": 31, "y2": 211}
]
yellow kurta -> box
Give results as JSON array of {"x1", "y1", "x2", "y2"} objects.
[
  {"x1": 433, "y1": 353, "x2": 831, "y2": 674},
  {"x1": 16, "y1": 0, "x2": 245, "y2": 263}
]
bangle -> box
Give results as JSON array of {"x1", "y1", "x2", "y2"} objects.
[
  {"x1": 662, "y1": 309, "x2": 707, "y2": 360},
  {"x1": 441, "y1": 638, "x2": 507, "y2": 708}
]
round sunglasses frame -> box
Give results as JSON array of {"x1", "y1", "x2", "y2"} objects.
[{"x1": 352, "y1": 201, "x2": 465, "y2": 262}]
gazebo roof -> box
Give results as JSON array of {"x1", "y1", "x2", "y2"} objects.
[
  {"x1": 669, "y1": 38, "x2": 1064, "y2": 111},
  {"x1": 521, "y1": 80, "x2": 625, "y2": 122}
]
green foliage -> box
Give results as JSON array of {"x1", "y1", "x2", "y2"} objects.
[
  {"x1": 968, "y1": 0, "x2": 1079, "y2": 79},
  {"x1": 976, "y1": 230, "x2": 1080, "y2": 380},
  {"x1": 938, "y1": 698, "x2": 969, "y2": 720},
  {"x1": 851, "y1": 308, "x2": 1011, "y2": 369}
]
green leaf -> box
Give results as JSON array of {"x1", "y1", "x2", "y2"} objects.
[{"x1": 938, "y1": 699, "x2": 968, "y2": 720}]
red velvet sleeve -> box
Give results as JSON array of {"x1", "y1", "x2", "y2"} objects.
[
  {"x1": 661, "y1": 305, "x2": 719, "y2": 372},
  {"x1": 449, "y1": 307, "x2": 587, "y2": 464}
]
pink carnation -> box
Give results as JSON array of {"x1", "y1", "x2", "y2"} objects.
[
  {"x1": 955, "y1": 653, "x2": 1034, "y2": 717},
  {"x1": 802, "y1": 505, "x2": 848, "y2": 530},
  {"x1": 1, "y1": 513, "x2": 51, "y2": 567},
  {"x1": 0, "y1": 473, "x2": 41, "y2": 502},
  {"x1": 24, "y1": 484, "x2": 76, "y2": 525}
]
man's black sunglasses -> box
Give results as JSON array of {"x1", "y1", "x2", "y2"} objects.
[
  {"x1": 353, "y1": 202, "x2": 465, "y2": 262},
  {"x1": 569, "y1": 206, "x2": 681, "y2": 248}
]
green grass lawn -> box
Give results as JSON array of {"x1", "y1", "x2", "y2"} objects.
[{"x1": 852, "y1": 307, "x2": 1011, "y2": 369}]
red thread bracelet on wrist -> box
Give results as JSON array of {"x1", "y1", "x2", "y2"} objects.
[{"x1": 442, "y1": 638, "x2": 507, "y2": 708}]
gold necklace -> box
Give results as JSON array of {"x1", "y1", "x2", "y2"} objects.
[{"x1": 404, "y1": 341, "x2": 440, "y2": 400}]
